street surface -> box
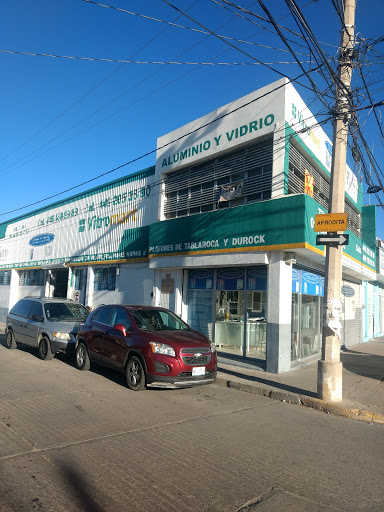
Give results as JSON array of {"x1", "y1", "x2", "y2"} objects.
[{"x1": 0, "y1": 335, "x2": 383, "y2": 512}]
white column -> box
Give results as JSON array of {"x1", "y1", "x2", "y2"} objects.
[
  {"x1": 8, "y1": 269, "x2": 20, "y2": 309},
  {"x1": 266, "y1": 251, "x2": 292, "y2": 373},
  {"x1": 85, "y1": 266, "x2": 94, "y2": 308}
]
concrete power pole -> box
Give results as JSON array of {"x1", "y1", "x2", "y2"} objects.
[{"x1": 317, "y1": 0, "x2": 356, "y2": 402}]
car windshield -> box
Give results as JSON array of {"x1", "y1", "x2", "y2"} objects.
[
  {"x1": 44, "y1": 302, "x2": 89, "y2": 322},
  {"x1": 131, "y1": 309, "x2": 190, "y2": 332}
]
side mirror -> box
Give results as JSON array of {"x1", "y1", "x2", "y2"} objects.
[
  {"x1": 113, "y1": 323, "x2": 129, "y2": 337},
  {"x1": 32, "y1": 314, "x2": 43, "y2": 322}
]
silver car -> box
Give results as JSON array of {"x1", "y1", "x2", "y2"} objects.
[{"x1": 5, "y1": 297, "x2": 89, "y2": 360}]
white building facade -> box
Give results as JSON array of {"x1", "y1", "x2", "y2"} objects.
[{"x1": 0, "y1": 78, "x2": 378, "y2": 373}]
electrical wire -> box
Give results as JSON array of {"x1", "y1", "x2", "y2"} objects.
[
  {"x1": 0, "y1": 111, "x2": 333, "y2": 249},
  {"x1": 0, "y1": 0, "x2": 201, "y2": 167},
  {"x1": 0, "y1": 73, "x2": 329, "y2": 220},
  {"x1": 82, "y1": 0, "x2": 305, "y2": 56},
  {"x1": 160, "y1": 0, "x2": 329, "y2": 98},
  {"x1": 0, "y1": 49, "x2": 312, "y2": 66}
]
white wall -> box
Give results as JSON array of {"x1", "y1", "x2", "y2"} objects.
[{"x1": 90, "y1": 263, "x2": 155, "y2": 308}]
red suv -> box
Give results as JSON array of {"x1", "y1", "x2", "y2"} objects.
[{"x1": 75, "y1": 305, "x2": 217, "y2": 390}]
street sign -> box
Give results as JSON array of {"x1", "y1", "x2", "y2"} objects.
[
  {"x1": 314, "y1": 213, "x2": 348, "y2": 232},
  {"x1": 316, "y1": 234, "x2": 349, "y2": 246}
]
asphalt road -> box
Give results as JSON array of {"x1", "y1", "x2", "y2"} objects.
[{"x1": 0, "y1": 335, "x2": 383, "y2": 512}]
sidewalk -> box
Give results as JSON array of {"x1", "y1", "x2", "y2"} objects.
[{"x1": 217, "y1": 337, "x2": 384, "y2": 425}]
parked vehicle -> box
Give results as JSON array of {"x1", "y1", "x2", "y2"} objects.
[
  {"x1": 75, "y1": 305, "x2": 217, "y2": 390},
  {"x1": 5, "y1": 297, "x2": 89, "y2": 360}
]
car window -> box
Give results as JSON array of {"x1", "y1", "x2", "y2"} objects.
[
  {"x1": 92, "y1": 307, "x2": 112, "y2": 325},
  {"x1": 131, "y1": 309, "x2": 190, "y2": 331},
  {"x1": 10, "y1": 299, "x2": 32, "y2": 319},
  {"x1": 28, "y1": 301, "x2": 43, "y2": 319},
  {"x1": 110, "y1": 308, "x2": 131, "y2": 330},
  {"x1": 44, "y1": 302, "x2": 89, "y2": 322}
]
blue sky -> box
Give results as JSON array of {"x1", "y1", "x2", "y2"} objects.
[{"x1": 1, "y1": 0, "x2": 384, "y2": 239}]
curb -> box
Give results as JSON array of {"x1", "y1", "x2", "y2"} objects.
[{"x1": 216, "y1": 375, "x2": 384, "y2": 425}]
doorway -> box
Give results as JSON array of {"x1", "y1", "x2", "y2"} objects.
[{"x1": 51, "y1": 269, "x2": 69, "y2": 298}]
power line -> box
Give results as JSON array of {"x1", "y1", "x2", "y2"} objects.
[
  {"x1": 0, "y1": 111, "x2": 332, "y2": 247},
  {"x1": 0, "y1": 49, "x2": 312, "y2": 66},
  {"x1": 0, "y1": 0, "x2": 302, "y2": 177},
  {"x1": 160, "y1": 0, "x2": 330, "y2": 98},
  {"x1": 0, "y1": 72, "x2": 329, "y2": 219},
  {"x1": 0, "y1": 0, "x2": 201, "y2": 167},
  {"x1": 82, "y1": 0, "x2": 308, "y2": 56}
]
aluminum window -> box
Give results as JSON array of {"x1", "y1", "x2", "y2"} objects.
[
  {"x1": 94, "y1": 267, "x2": 116, "y2": 291},
  {"x1": 163, "y1": 138, "x2": 273, "y2": 219},
  {"x1": 0, "y1": 270, "x2": 11, "y2": 286},
  {"x1": 18, "y1": 269, "x2": 45, "y2": 287},
  {"x1": 288, "y1": 142, "x2": 361, "y2": 237}
]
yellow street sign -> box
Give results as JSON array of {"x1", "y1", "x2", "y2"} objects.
[{"x1": 314, "y1": 213, "x2": 348, "y2": 232}]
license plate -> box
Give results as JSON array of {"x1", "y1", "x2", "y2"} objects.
[{"x1": 192, "y1": 366, "x2": 205, "y2": 376}]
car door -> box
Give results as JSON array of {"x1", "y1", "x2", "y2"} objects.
[
  {"x1": 87, "y1": 307, "x2": 113, "y2": 363},
  {"x1": 10, "y1": 300, "x2": 33, "y2": 344},
  {"x1": 99, "y1": 307, "x2": 132, "y2": 370},
  {"x1": 24, "y1": 301, "x2": 44, "y2": 348}
]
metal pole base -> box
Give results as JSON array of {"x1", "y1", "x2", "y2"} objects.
[{"x1": 317, "y1": 360, "x2": 343, "y2": 402}]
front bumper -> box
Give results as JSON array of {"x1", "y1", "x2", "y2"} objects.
[
  {"x1": 51, "y1": 339, "x2": 76, "y2": 355},
  {"x1": 146, "y1": 371, "x2": 216, "y2": 389}
]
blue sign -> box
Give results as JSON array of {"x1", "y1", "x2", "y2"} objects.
[
  {"x1": 301, "y1": 271, "x2": 324, "y2": 296},
  {"x1": 292, "y1": 268, "x2": 300, "y2": 293},
  {"x1": 29, "y1": 234, "x2": 54, "y2": 247},
  {"x1": 341, "y1": 285, "x2": 355, "y2": 297}
]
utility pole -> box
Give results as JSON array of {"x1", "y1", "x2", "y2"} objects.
[{"x1": 317, "y1": 0, "x2": 356, "y2": 402}]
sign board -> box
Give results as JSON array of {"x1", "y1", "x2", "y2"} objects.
[
  {"x1": 74, "y1": 291, "x2": 80, "y2": 303},
  {"x1": 314, "y1": 213, "x2": 348, "y2": 232},
  {"x1": 316, "y1": 234, "x2": 349, "y2": 246}
]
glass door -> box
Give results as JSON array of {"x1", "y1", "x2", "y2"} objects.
[
  {"x1": 214, "y1": 268, "x2": 245, "y2": 356},
  {"x1": 215, "y1": 290, "x2": 245, "y2": 356}
]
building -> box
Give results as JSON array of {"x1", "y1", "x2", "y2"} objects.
[{"x1": 0, "y1": 78, "x2": 379, "y2": 373}]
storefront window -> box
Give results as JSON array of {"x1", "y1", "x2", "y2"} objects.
[
  {"x1": 245, "y1": 291, "x2": 266, "y2": 359},
  {"x1": 291, "y1": 269, "x2": 323, "y2": 362},
  {"x1": 291, "y1": 293, "x2": 299, "y2": 360},
  {"x1": 187, "y1": 270, "x2": 214, "y2": 339},
  {"x1": 215, "y1": 268, "x2": 245, "y2": 356},
  {"x1": 188, "y1": 266, "x2": 267, "y2": 360}
]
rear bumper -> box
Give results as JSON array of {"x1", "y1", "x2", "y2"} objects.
[{"x1": 146, "y1": 371, "x2": 216, "y2": 389}]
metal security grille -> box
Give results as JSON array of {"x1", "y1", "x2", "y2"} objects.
[
  {"x1": 164, "y1": 137, "x2": 273, "y2": 219},
  {"x1": 18, "y1": 269, "x2": 45, "y2": 286},
  {"x1": 341, "y1": 280, "x2": 361, "y2": 348},
  {"x1": 288, "y1": 142, "x2": 361, "y2": 237},
  {"x1": 94, "y1": 267, "x2": 116, "y2": 291},
  {"x1": 0, "y1": 270, "x2": 11, "y2": 286}
]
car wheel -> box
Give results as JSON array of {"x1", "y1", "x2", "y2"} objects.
[
  {"x1": 6, "y1": 330, "x2": 17, "y2": 349},
  {"x1": 126, "y1": 355, "x2": 146, "y2": 391},
  {"x1": 38, "y1": 337, "x2": 54, "y2": 361},
  {"x1": 76, "y1": 342, "x2": 90, "y2": 371}
]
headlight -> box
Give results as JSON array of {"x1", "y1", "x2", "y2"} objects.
[
  {"x1": 149, "y1": 342, "x2": 175, "y2": 357},
  {"x1": 210, "y1": 342, "x2": 216, "y2": 353},
  {"x1": 53, "y1": 332, "x2": 71, "y2": 341}
]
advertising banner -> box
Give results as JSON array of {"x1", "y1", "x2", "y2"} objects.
[{"x1": 0, "y1": 168, "x2": 156, "y2": 269}]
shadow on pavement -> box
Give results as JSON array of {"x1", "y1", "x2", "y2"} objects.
[
  {"x1": 340, "y1": 347, "x2": 384, "y2": 381},
  {"x1": 53, "y1": 461, "x2": 106, "y2": 512},
  {"x1": 218, "y1": 367, "x2": 317, "y2": 398}
]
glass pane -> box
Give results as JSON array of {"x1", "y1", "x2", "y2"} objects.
[
  {"x1": 300, "y1": 295, "x2": 321, "y2": 358},
  {"x1": 187, "y1": 290, "x2": 213, "y2": 339},
  {"x1": 291, "y1": 294, "x2": 300, "y2": 361},
  {"x1": 245, "y1": 291, "x2": 266, "y2": 360},
  {"x1": 215, "y1": 290, "x2": 244, "y2": 356}
]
